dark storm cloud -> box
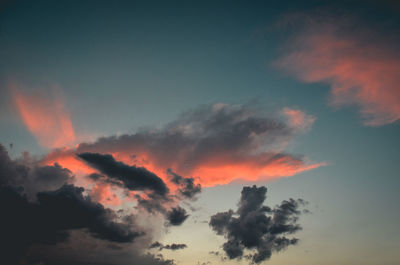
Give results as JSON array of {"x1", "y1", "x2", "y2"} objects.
[
  {"x1": 149, "y1": 241, "x2": 187, "y2": 251},
  {"x1": 166, "y1": 206, "x2": 189, "y2": 226},
  {"x1": 209, "y1": 185, "x2": 306, "y2": 263},
  {"x1": 167, "y1": 169, "x2": 201, "y2": 200},
  {"x1": 77, "y1": 152, "x2": 169, "y2": 196}
]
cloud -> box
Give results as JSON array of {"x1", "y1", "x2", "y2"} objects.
[
  {"x1": 77, "y1": 153, "x2": 196, "y2": 227},
  {"x1": 209, "y1": 185, "x2": 306, "y2": 263},
  {"x1": 149, "y1": 241, "x2": 187, "y2": 251},
  {"x1": 277, "y1": 14, "x2": 400, "y2": 126},
  {"x1": 77, "y1": 152, "x2": 169, "y2": 197},
  {"x1": 150, "y1": 241, "x2": 164, "y2": 249},
  {"x1": 0, "y1": 184, "x2": 143, "y2": 264},
  {"x1": 166, "y1": 206, "x2": 189, "y2": 226},
  {"x1": 0, "y1": 144, "x2": 73, "y2": 200},
  {"x1": 282, "y1": 107, "x2": 315, "y2": 131},
  {"x1": 162, "y1": 243, "x2": 187, "y2": 251},
  {"x1": 11, "y1": 83, "x2": 76, "y2": 148},
  {"x1": 44, "y1": 103, "x2": 323, "y2": 187},
  {"x1": 167, "y1": 169, "x2": 201, "y2": 200},
  {"x1": 0, "y1": 143, "x2": 183, "y2": 265}
]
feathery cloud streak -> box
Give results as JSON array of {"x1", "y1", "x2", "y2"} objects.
[{"x1": 11, "y1": 84, "x2": 76, "y2": 148}]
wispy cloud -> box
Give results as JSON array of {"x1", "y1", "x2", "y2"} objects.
[
  {"x1": 11, "y1": 83, "x2": 76, "y2": 148},
  {"x1": 277, "y1": 14, "x2": 400, "y2": 126}
]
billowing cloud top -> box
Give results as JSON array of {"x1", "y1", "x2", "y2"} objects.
[{"x1": 210, "y1": 185, "x2": 306, "y2": 263}]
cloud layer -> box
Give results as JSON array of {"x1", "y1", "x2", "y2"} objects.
[
  {"x1": 209, "y1": 185, "x2": 306, "y2": 263},
  {"x1": 277, "y1": 15, "x2": 400, "y2": 126}
]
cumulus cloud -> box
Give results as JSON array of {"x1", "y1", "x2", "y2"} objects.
[
  {"x1": 209, "y1": 185, "x2": 306, "y2": 263},
  {"x1": 277, "y1": 14, "x2": 400, "y2": 126},
  {"x1": 45, "y1": 103, "x2": 323, "y2": 187}
]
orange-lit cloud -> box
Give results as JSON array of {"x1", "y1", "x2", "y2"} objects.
[
  {"x1": 43, "y1": 104, "x2": 324, "y2": 188},
  {"x1": 277, "y1": 16, "x2": 400, "y2": 126},
  {"x1": 189, "y1": 154, "x2": 324, "y2": 187},
  {"x1": 11, "y1": 84, "x2": 76, "y2": 148},
  {"x1": 90, "y1": 182, "x2": 122, "y2": 207}
]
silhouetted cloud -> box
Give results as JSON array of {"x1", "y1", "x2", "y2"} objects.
[
  {"x1": 163, "y1": 243, "x2": 187, "y2": 250},
  {"x1": 78, "y1": 152, "x2": 169, "y2": 197},
  {"x1": 0, "y1": 144, "x2": 180, "y2": 265},
  {"x1": 167, "y1": 206, "x2": 189, "y2": 226},
  {"x1": 0, "y1": 183, "x2": 143, "y2": 264},
  {"x1": 77, "y1": 153, "x2": 194, "y2": 227},
  {"x1": 209, "y1": 185, "x2": 306, "y2": 263},
  {"x1": 150, "y1": 241, "x2": 164, "y2": 249},
  {"x1": 149, "y1": 241, "x2": 187, "y2": 251}
]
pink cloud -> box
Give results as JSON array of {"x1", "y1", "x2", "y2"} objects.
[
  {"x1": 277, "y1": 17, "x2": 400, "y2": 126},
  {"x1": 11, "y1": 84, "x2": 76, "y2": 148},
  {"x1": 282, "y1": 107, "x2": 315, "y2": 131}
]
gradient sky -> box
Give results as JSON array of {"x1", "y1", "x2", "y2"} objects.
[{"x1": 0, "y1": 1, "x2": 400, "y2": 265}]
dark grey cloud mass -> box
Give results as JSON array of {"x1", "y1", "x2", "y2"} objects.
[
  {"x1": 0, "y1": 144, "x2": 72, "y2": 199},
  {"x1": 149, "y1": 241, "x2": 187, "y2": 251},
  {"x1": 77, "y1": 152, "x2": 169, "y2": 196},
  {"x1": 0, "y1": 144, "x2": 178, "y2": 265},
  {"x1": 166, "y1": 206, "x2": 189, "y2": 226},
  {"x1": 0, "y1": 183, "x2": 143, "y2": 264},
  {"x1": 209, "y1": 185, "x2": 306, "y2": 263}
]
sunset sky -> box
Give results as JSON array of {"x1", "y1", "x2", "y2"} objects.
[{"x1": 0, "y1": 1, "x2": 399, "y2": 265}]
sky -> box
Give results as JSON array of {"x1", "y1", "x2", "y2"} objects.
[{"x1": 0, "y1": 0, "x2": 399, "y2": 265}]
